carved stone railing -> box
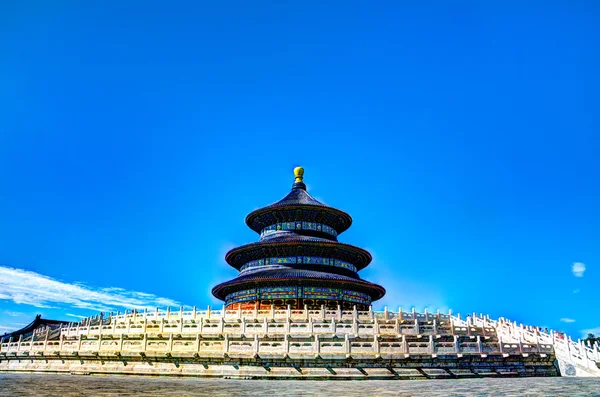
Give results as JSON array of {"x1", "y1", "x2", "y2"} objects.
[
  {"x1": 469, "y1": 311, "x2": 600, "y2": 376},
  {"x1": 0, "y1": 306, "x2": 561, "y2": 362}
]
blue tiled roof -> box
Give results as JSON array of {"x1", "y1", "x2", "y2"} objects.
[
  {"x1": 225, "y1": 237, "x2": 372, "y2": 270},
  {"x1": 212, "y1": 269, "x2": 386, "y2": 300},
  {"x1": 245, "y1": 186, "x2": 353, "y2": 234}
]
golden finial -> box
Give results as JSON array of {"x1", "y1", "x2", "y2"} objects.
[{"x1": 294, "y1": 166, "x2": 304, "y2": 183}]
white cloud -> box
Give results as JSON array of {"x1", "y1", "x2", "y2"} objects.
[
  {"x1": 572, "y1": 262, "x2": 586, "y2": 277},
  {"x1": 0, "y1": 266, "x2": 181, "y2": 314},
  {"x1": 1, "y1": 310, "x2": 23, "y2": 317},
  {"x1": 581, "y1": 327, "x2": 600, "y2": 338},
  {"x1": 0, "y1": 325, "x2": 16, "y2": 331},
  {"x1": 66, "y1": 313, "x2": 87, "y2": 319},
  {"x1": 573, "y1": 289, "x2": 580, "y2": 294},
  {"x1": 560, "y1": 318, "x2": 576, "y2": 323}
]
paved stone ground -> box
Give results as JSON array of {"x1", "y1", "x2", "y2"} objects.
[{"x1": 1, "y1": 374, "x2": 599, "y2": 396}]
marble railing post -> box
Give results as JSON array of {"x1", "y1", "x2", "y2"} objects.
[
  {"x1": 287, "y1": 304, "x2": 292, "y2": 318},
  {"x1": 207, "y1": 305, "x2": 211, "y2": 320},
  {"x1": 44, "y1": 328, "x2": 50, "y2": 352},
  {"x1": 195, "y1": 334, "x2": 200, "y2": 353},
  {"x1": 305, "y1": 305, "x2": 309, "y2": 321},
  {"x1": 193, "y1": 306, "x2": 197, "y2": 321},
  {"x1": 320, "y1": 305, "x2": 325, "y2": 320},
  {"x1": 477, "y1": 335, "x2": 482, "y2": 353},
  {"x1": 254, "y1": 334, "x2": 259, "y2": 354},
  {"x1": 454, "y1": 335, "x2": 459, "y2": 353},
  {"x1": 424, "y1": 308, "x2": 429, "y2": 322},
  {"x1": 429, "y1": 335, "x2": 434, "y2": 354},
  {"x1": 374, "y1": 334, "x2": 380, "y2": 354},
  {"x1": 143, "y1": 333, "x2": 148, "y2": 351},
  {"x1": 398, "y1": 307, "x2": 403, "y2": 321},
  {"x1": 77, "y1": 334, "x2": 82, "y2": 351},
  {"x1": 402, "y1": 335, "x2": 408, "y2": 353},
  {"x1": 518, "y1": 336, "x2": 524, "y2": 355},
  {"x1": 315, "y1": 334, "x2": 320, "y2": 355},
  {"x1": 167, "y1": 307, "x2": 171, "y2": 321},
  {"x1": 384, "y1": 306, "x2": 389, "y2": 320},
  {"x1": 284, "y1": 334, "x2": 289, "y2": 354},
  {"x1": 238, "y1": 305, "x2": 242, "y2": 319},
  {"x1": 241, "y1": 317, "x2": 246, "y2": 334},
  {"x1": 223, "y1": 334, "x2": 229, "y2": 354},
  {"x1": 414, "y1": 318, "x2": 420, "y2": 335},
  {"x1": 337, "y1": 305, "x2": 341, "y2": 321},
  {"x1": 411, "y1": 307, "x2": 416, "y2": 320},
  {"x1": 433, "y1": 319, "x2": 437, "y2": 335},
  {"x1": 271, "y1": 305, "x2": 275, "y2": 320},
  {"x1": 345, "y1": 334, "x2": 350, "y2": 354}
]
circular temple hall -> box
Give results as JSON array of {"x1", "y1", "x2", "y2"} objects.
[{"x1": 212, "y1": 167, "x2": 385, "y2": 311}]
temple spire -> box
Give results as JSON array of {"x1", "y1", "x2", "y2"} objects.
[{"x1": 292, "y1": 166, "x2": 306, "y2": 190}]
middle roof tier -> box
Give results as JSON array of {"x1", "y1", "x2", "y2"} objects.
[{"x1": 225, "y1": 232, "x2": 372, "y2": 271}]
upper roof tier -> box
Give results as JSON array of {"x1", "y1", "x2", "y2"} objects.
[{"x1": 245, "y1": 167, "x2": 353, "y2": 235}]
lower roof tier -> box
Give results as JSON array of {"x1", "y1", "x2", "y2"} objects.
[{"x1": 211, "y1": 268, "x2": 385, "y2": 302}]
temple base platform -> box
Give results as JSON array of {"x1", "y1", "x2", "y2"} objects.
[{"x1": 0, "y1": 355, "x2": 559, "y2": 379}]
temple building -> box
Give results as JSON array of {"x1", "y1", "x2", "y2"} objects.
[
  {"x1": 212, "y1": 167, "x2": 385, "y2": 311},
  {"x1": 1, "y1": 167, "x2": 599, "y2": 379}
]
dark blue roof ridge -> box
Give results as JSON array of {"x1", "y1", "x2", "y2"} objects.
[
  {"x1": 212, "y1": 269, "x2": 386, "y2": 301},
  {"x1": 225, "y1": 236, "x2": 373, "y2": 270},
  {"x1": 0, "y1": 315, "x2": 69, "y2": 341},
  {"x1": 245, "y1": 187, "x2": 354, "y2": 234}
]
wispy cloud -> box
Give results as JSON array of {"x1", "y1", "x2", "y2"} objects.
[
  {"x1": 1, "y1": 310, "x2": 23, "y2": 317},
  {"x1": 581, "y1": 327, "x2": 600, "y2": 338},
  {"x1": 0, "y1": 325, "x2": 17, "y2": 331},
  {"x1": 573, "y1": 289, "x2": 580, "y2": 294},
  {"x1": 66, "y1": 313, "x2": 87, "y2": 319},
  {"x1": 572, "y1": 262, "x2": 586, "y2": 277},
  {"x1": 560, "y1": 318, "x2": 576, "y2": 323},
  {"x1": 0, "y1": 266, "x2": 181, "y2": 313}
]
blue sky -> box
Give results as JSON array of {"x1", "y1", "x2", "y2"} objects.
[{"x1": 0, "y1": 1, "x2": 598, "y2": 338}]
